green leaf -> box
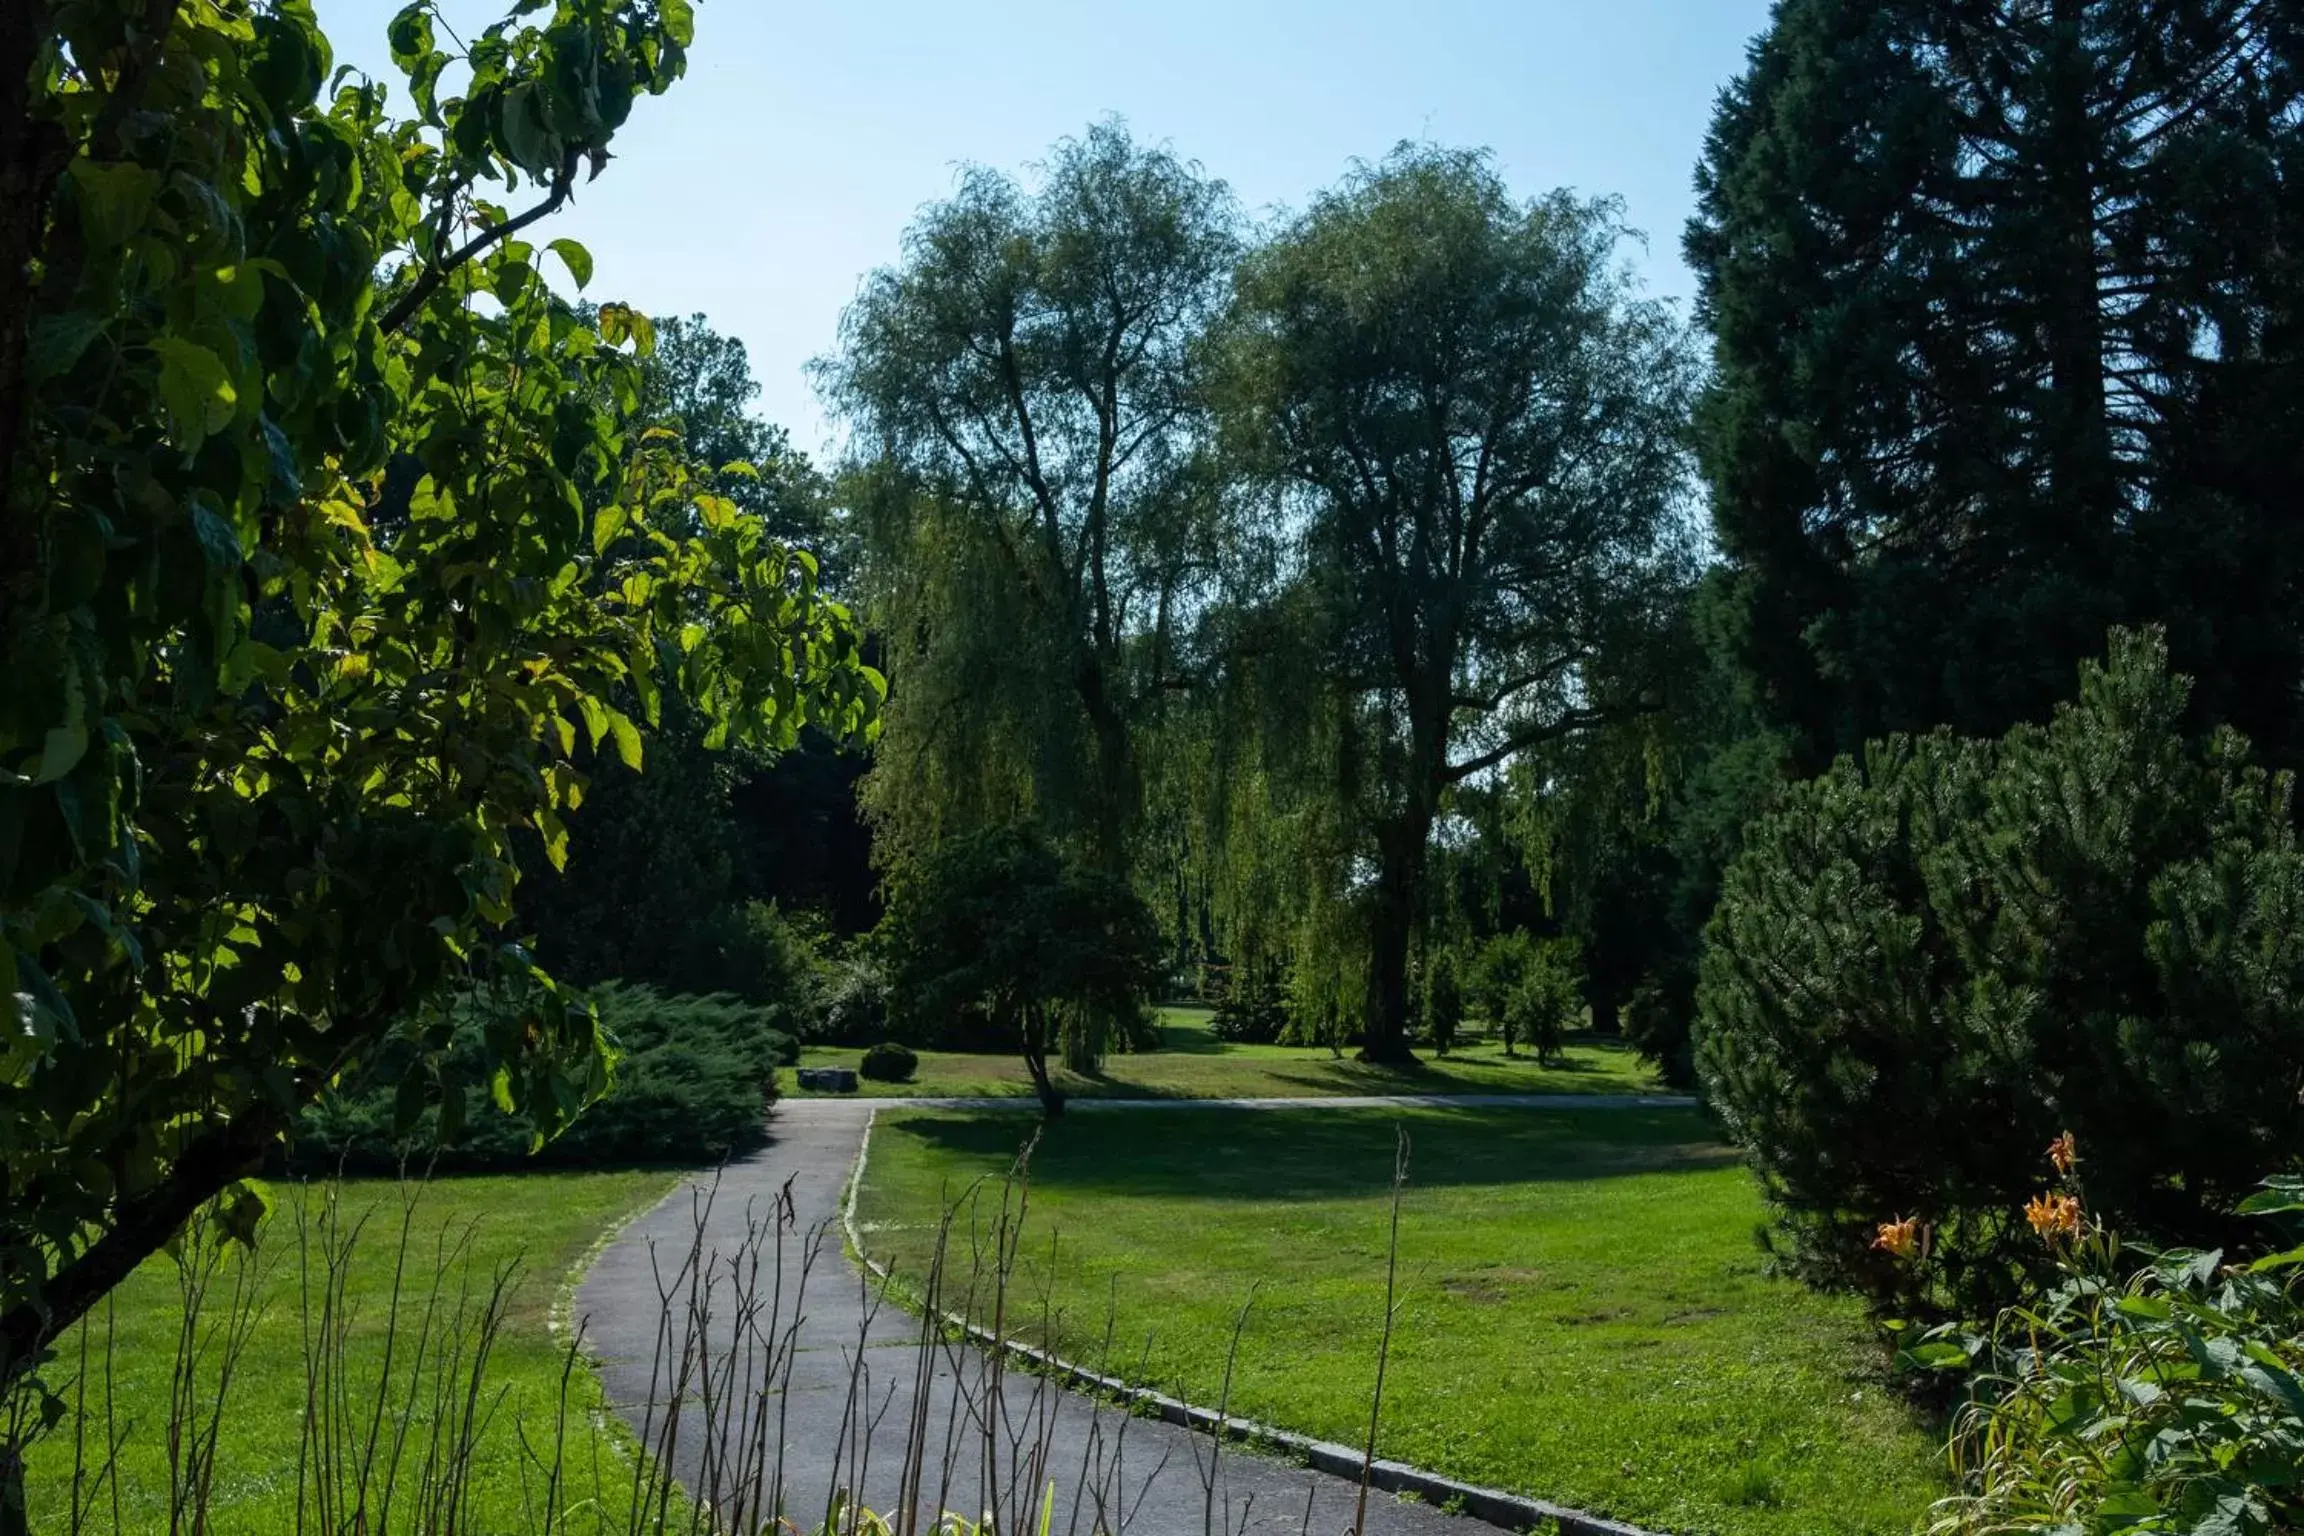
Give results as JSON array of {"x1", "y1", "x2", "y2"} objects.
[
  {"x1": 393, "y1": 1072, "x2": 427, "y2": 1137},
  {"x1": 213, "y1": 1182, "x2": 270, "y2": 1248},
  {"x1": 1896, "y1": 1340, "x2": 1971, "y2": 1370},
  {"x1": 607, "y1": 710, "x2": 642, "y2": 771},
  {"x1": 68, "y1": 160, "x2": 161, "y2": 249},
  {"x1": 192, "y1": 504, "x2": 246, "y2": 654},
  {"x1": 32, "y1": 725, "x2": 88, "y2": 786},
  {"x1": 498, "y1": 80, "x2": 556, "y2": 175},
  {"x1": 2249, "y1": 1244, "x2": 2304, "y2": 1273},
  {"x1": 387, "y1": 3, "x2": 434, "y2": 64},
  {"x1": 153, "y1": 338, "x2": 237, "y2": 446},
  {"x1": 2239, "y1": 1352, "x2": 2304, "y2": 1417},
  {"x1": 591, "y1": 503, "x2": 628, "y2": 555},
  {"x1": 26, "y1": 312, "x2": 104, "y2": 383},
  {"x1": 535, "y1": 806, "x2": 570, "y2": 872},
  {"x1": 548, "y1": 237, "x2": 593, "y2": 289},
  {"x1": 2240, "y1": 1178, "x2": 2304, "y2": 1216},
  {"x1": 577, "y1": 695, "x2": 609, "y2": 750}
]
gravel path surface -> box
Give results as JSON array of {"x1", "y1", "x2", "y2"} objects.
[{"x1": 576, "y1": 1097, "x2": 1676, "y2": 1535}]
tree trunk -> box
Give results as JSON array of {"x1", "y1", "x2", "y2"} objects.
[
  {"x1": 1019, "y1": 1010, "x2": 1066, "y2": 1119},
  {"x1": 2040, "y1": 0, "x2": 2113, "y2": 542},
  {"x1": 1360, "y1": 681, "x2": 1449, "y2": 1065},
  {"x1": 1589, "y1": 990, "x2": 1621, "y2": 1037},
  {"x1": 1074, "y1": 653, "x2": 1135, "y2": 878},
  {"x1": 1359, "y1": 812, "x2": 1431, "y2": 1065}
]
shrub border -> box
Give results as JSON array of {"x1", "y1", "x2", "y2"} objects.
[{"x1": 840, "y1": 1107, "x2": 1665, "y2": 1536}]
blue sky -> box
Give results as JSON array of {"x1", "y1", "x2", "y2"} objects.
[{"x1": 316, "y1": 0, "x2": 1775, "y2": 454}]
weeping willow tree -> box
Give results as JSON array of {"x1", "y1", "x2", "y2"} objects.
[
  {"x1": 819, "y1": 123, "x2": 1240, "y2": 890},
  {"x1": 1206, "y1": 147, "x2": 1698, "y2": 1062},
  {"x1": 1134, "y1": 567, "x2": 1393, "y2": 1052}
]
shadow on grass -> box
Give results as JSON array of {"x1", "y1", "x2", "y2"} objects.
[
  {"x1": 876, "y1": 1104, "x2": 1737, "y2": 1202},
  {"x1": 1149, "y1": 1019, "x2": 1230, "y2": 1055}
]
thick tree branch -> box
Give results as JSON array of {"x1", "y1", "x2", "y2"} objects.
[
  {"x1": 0, "y1": 1111, "x2": 282, "y2": 1392},
  {"x1": 1442, "y1": 704, "x2": 1624, "y2": 784}
]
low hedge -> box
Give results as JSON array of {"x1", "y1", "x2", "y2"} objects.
[{"x1": 293, "y1": 983, "x2": 797, "y2": 1173}]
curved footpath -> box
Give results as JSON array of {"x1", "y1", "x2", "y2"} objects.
[{"x1": 577, "y1": 1096, "x2": 1690, "y2": 1536}]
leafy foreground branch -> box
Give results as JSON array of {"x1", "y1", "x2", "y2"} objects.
[{"x1": 0, "y1": 0, "x2": 880, "y2": 1424}]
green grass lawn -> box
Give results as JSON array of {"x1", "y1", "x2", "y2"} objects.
[
  {"x1": 25, "y1": 1170, "x2": 676, "y2": 1534},
  {"x1": 795, "y1": 1006, "x2": 1666, "y2": 1100},
  {"x1": 853, "y1": 1106, "x2": 1946, "y2": 1536}
]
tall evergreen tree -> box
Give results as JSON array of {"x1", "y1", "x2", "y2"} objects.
[
  {"x1": 1691, "y1": 0, "x2": 2304, "y2": 771},
  {"x1": 1213, "y1": 148, "x2": 1696, "y2": 1062}
]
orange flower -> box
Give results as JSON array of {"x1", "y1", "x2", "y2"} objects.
[
  {"x1": 1872, "y1": 1217, "x2": 1921, "y2": 1260},
  {"x1": 2025, "y1": 1191, "x2": 2083, "y2": 1241},
  {"x1": 2047, "y1": 1132, "x2": 2078, "y2": 1177}
]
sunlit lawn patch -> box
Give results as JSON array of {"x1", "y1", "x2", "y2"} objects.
[
  {"x1": 853, "y1": 1106, "x2": 1945, "y2": 1536},
  {"x1": 797, "y1": 1007, "x2": 1664, "y2": 1101},
  {"x1": 25, "y1": 1171, "x2": 676, "y2": 1534}
]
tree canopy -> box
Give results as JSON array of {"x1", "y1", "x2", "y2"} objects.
[
  {"x1": 885, "y1": 824, "x2": 1161, "y2": 1115},
  {"x1": 1210, "y1": 146, "x2": 1696, "y2": 1060},
  {"x1": 1690, "y1": 0, "x2": 2304, "y2": 771},
  {"x1": 821, "y1": 121, "x2": 1239, "y2": 879}
]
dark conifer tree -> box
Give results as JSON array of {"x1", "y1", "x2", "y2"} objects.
[{"x1": 1691, "y1": 1, "x2": 2304, "y2": 770}]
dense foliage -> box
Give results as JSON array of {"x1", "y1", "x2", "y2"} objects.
[
  {"x1": 0, "y1": 0, "x2": 878, "y2": 1397},
  {"x1": 1700, "y1": 631, "x2": 2304, "y2": 1316},
  {"x1": 295, "y1": 984, "x2": 794, "y2": 1171},
  {"x1": 1690, "y1": 0, "x2": 2304, "y2": 775},
  {"x1": 886, "y1": 824, "x2": 1162, "y2": 1114},
  {"x1": 1470, "y1": 931, "x2": 1582, "y2": 1061},
  {"x1": 1208, "y1": 960, "x2": 1288, "y2": 1045}
]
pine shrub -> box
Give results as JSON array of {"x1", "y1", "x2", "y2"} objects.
[
  {"x1": 295, "y1": 984, "x2": 797, "y2": 1172},
  {"x1": 1698, "y1": 630, "x2": 2304, "y2": 1316}
]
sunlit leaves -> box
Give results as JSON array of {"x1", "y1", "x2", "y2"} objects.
[
  {"x1": 0, "y1": 0, "x2": 877, "y2": 1387},
  {"x1": 548, "y1": 236, "x2": 593, "y2": 289}
]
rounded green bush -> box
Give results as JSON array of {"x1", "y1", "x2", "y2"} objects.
[
  {"x1": 1699, "y1": 631, "x2": 2304, "y2": 1317},
  {"x1": 858, "y1": 1041, "x2": 919, "y2": 1083}
]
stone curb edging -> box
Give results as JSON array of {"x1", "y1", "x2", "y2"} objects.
[{"x1": 838, "y1": 1107, "x2": 1665, "y2": 1536}]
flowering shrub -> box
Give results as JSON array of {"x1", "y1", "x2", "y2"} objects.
[{"x1": 1899, "y1": 1148, "x2": 2304, "y2": 1535}]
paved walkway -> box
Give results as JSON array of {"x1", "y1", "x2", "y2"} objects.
[{"x1": 577, "y1": 1096, "x2": 1684, "y2": 1535}]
